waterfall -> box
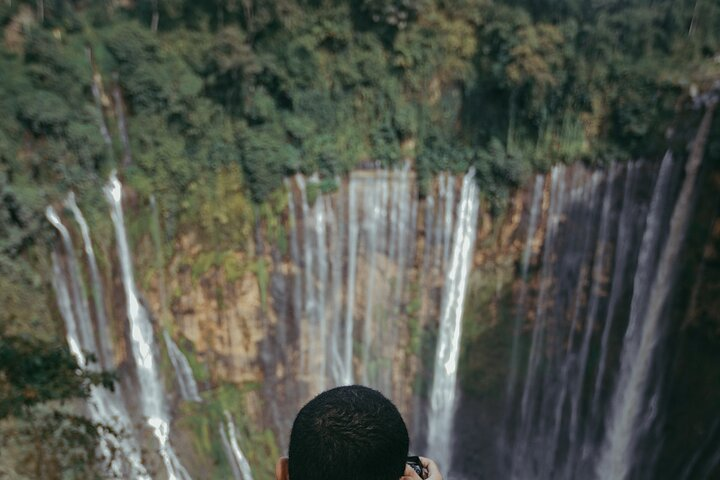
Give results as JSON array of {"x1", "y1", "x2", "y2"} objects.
[
  {"x1": 564, "y1": 164, "x2": 618, "y2": 477},
  {"x1": 43, "y1": 148, "x2": 719, "y2": 480},
  {"x1": 341, "y1": 178, "x2": 359, "y2": 386},
  {"x1": 496, "y1": 174, "x2": 545, "y2": 473},
  {"x1": 326, "y1": 191, "x2": 347, "y2": 388},
  {"x1": 597, "y1": 102, "x2": 713, "y2": 478},
  {"x1": 492, "y1": 134, "x2": 714, "y2": 479},
  {"x1": 46, "y1": 206, "x2": 96, "y2": 358},
  {"x1": 505, "y1": 174, "x2": 545, "y2": 403},
  {"x1": 220, "y1": 410, "x2": 255, "y2": 480},
  {"x1": 359, "y1": 172, "x2": 386, "y2": 388},
  {"x1": 542, "y1": 172, "x2": 603, "y2": 479},
  {"x1": 277, "y1": 167, "x2": 480, "y2": 456},
  {"x1": 164, "y1": 330, "x2": 202, "y2": 402},
  {"x1": 592, "y1": 153, "x2": 675, "y2": 480},
  {"x1": 286, "y1": 178, "x2": 305, "y2": 374},
  {"x1": 47, "y1": 207, "x2": 149, "y2": 479},
  {"x1": 426, "y1": 170, "x2": 480, "y2": 473},
  {"x1": 313, "y1": 186, "x2": 329, "y2": 391},
  {"x1": 104, "y1": 171, "x2": 192, "y2": 480},
  {"x1": 589, "y1": 161, "x2": 641, "y2": 426},
  {"x1": 285, "y1": 167, "x2": 423, "y2": 396},
  {"x1": 511, "y1": 165, "x2": 567, "y2": 480},
  {"x1": 85, "y1": 46, "x2": 112, "y2": 146},
  {"x1": 65, "y1": 193, "x2": 115, "y2": 370},
  {"x1": 503, "y1": 162, "x2": 652, "y2": 479},
  {"x1": 112, "y1": 82, "x2": 132, "y2": 166}
]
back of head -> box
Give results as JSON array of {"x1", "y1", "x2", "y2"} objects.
[{"x1": 288, "y1": 385, "x2": 409, "y2": 480}]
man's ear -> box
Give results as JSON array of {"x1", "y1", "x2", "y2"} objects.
[{"x1": 275, "y1": 457, "x2": 289, "y2": 480}]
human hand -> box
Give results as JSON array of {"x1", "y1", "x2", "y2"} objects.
[{"x1": 401, "y1": 456, "x2": 443, "y2": 480}]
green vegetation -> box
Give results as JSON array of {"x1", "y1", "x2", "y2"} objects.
[
  {"x1": 0, "y1": 335, "x2": 118, "y2": 479},
  {"x1": 460, "y1": 260, "x2": 517, "y2": 401},
  {"x1": 1, "y1": 0, "x2": 718, "y2": 286},
  {"x1": 176, "y1": 383, "x2": 280, "y2": 480},
  {"x1": 0, "y1": 335, "x2": 115, "y2": 420}
]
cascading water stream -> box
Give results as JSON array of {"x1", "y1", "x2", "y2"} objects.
[
  {"x1": 341, "y1": 179, "x2": 359, "y2": 386},
  {"x1": 495, "y1": 124, "x2": 715, "y2": 479},
  {"x1": 591, "y1": 153, "x2": 675, "y2": 480},
  {"x1": 86, "y1": 46, "x2": 112, "y2": 146},
  {"x1": 589, "y1": 161, "x2": 642, "y2": 429},
  {"x1": 164, "y1": 330, "x2": 202, "y2": 402},
  {"x1": 562, "y1": 164, "x2": 618, "y2": 479},
  {"x1": 46, "y1": 206, "x2": 96, "y2": 356},
  {"x1": 596, "y1": 103, "x2": 714, "y2": 479},
  {"x1": 359, "y1": 173, "x2": 386, "y2": 387},
  {"x1": 286, "y1": 168, "x2": 423, "y2": 396},
  {"x1": 65, "y1": 193, "x2": 115, "y2": 371},
  {"x1": 277, "y1": 167, "x2": 479, "y2": 460},
  {"x1": 104, "y1": 171, "x2": 192, "y2": 480},
  {"x1": 47, "y1": 206, "x2": 149, "y2": 479},
  {"x1": 505, "y1": 161, "x2": 672, "y2": 480},
  {"x1": 219, "y1": 410, "x2": 255, "y2": 480},
  {"x1": 286, "y1": 178, "x2": 305, "y2": 374},
  {"x1": 426, "y1": 169, "x2": 480, "y2": 474},
  {"x1": 40, "y1": 146, "x2": 719, "y2": 480},
  {"x1": 498, "y1": 174, "x2": 544, "y2": 474},
  {"x1": 542, "y1": 171, "x2": 603, "y2": 480},
  {"x1": 326, "y1": 193, "x2": 344, "y2": 387},
  {"x1": 511, "y1": 165, "x2": 567, "y2": 480},
  {"x1": 313, "y1": 189, "x2": 330, "y2": 390},
  {"x1": 505, "y1": 174, "x2": 544, "y2": 403},
  {"x1": 295, "y1": 175, "x2": 323, "y2": 391}
]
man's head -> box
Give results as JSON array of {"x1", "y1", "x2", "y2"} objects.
[{"x1": 276, "y1": 385, "x2": 410, "y2": 480}]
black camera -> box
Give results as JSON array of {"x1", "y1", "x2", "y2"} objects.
[{"x1": 407, "y1": 456, "x2": 427, "y2": 479}]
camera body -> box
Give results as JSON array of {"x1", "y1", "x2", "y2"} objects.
[{"x1": 407, "y1": 456, "x2": 427, "y2": 479}]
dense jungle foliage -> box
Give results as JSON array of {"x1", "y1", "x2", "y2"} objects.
[
  {"x1": 0, "y1": 0, "x2": 719, "y2": 476},
  {"x1": 1, "y1": 0, "x2": 719, "y2": 266}
]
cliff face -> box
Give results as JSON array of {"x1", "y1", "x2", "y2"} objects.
[
  {"x1": 115, "y1": 166, "x2": 536, "y2": 475},
  {"x1": 163, "y1": 233, "x2": 264, "y2": 385},
  {"x1": 124, "y1": 150, "x2": 720, "y2": 480},
  {"x1": 134, "y1": 172, "x2": 491, "y2": 434},
  {"x1": 24, "y1": 107, "x2": 720, "y2": 478}
]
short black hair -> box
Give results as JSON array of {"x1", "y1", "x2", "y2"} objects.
[{"x1": 288, "y1": 385, "x2": 409, "y2": 480}]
